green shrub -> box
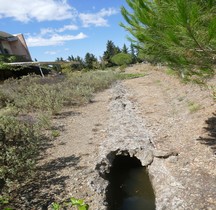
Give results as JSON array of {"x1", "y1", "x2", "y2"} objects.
[
  {"x1": 0, "y1": 115, "x2": 43, "y2": 193},
  {"x1": 51, "y1": 197, "x2": 89, "y2": 210},
  {"x1": 0, "y1": 54, "x2": 27, "y2": 63},
  {"x1": 14, "y1": 83, "x2": 64, "y2": 114},
  {"x1": 0, "y1": 90, "x2": 10, "y2": 109},
  {"x1": 111, "y1": 53, "x2": 133, "y2": 66}
]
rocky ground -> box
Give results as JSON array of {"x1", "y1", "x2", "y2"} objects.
[{"x1": 18, "y1": 64, "x2": 216, "y2": 209}]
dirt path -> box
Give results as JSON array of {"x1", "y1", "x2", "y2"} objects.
[
  {"x1": 124, "y1": 64, "x2": 216, "y2": 209},
  {"x1": 37, "y1": 89, "x2": 111, "y2": 209},
  {"x1": 25, "y1": 64, "x2": 216, "y2": 209}
]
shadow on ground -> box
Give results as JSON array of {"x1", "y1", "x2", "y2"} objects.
[
  {"x1": 53, "y1": 111, "x2": 81, "y2": 120},
  {"x1": 13, "y1": 155, "x2": 80, "y2": 209},
  {"x1": 197, "y1": 113, "x2": 216, "y2": 154}
]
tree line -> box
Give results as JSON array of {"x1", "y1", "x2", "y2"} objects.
[{"x1": 56, "y1": 40, "x2": 144, "y2": 71}]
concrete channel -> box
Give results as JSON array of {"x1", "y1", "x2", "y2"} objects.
[{"x1": 89, "y1": 83, "x2": 182, "y2": 210}]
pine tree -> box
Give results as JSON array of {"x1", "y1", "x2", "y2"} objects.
[
  {"x1": 69, "y1": 56, "x2": 84, "y2": 71},
  {"x1": 121, "y1": 0, "x2": 216, "y2": 79},
  {"x1": 130, "y1": 43, "x2": 137, "y2": 63},
  {"x1": 67, "y1": 55, "x2": 75, "y2": 61},
  {"x1": 84, "y1": 53, "x2": 97, "y2": 70},
  {"x1": 122, "y1": 44, "x2": 128, "y2": 54},
  {"x1": 103, "y1": 40, "x2": 120, "y2": 67}
]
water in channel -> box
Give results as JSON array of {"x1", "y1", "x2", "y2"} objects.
[{"x1": 107, "y1": 155, "x2": 155, "y2": 210}]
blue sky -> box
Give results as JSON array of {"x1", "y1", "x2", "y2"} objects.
[{"x1": 0, "y1": 0, "x2": 131, "y2": 61}]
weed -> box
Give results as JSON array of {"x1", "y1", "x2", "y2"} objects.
[
  {"x1": 0, "y1": 196, "x2": 9, "y2": 205},
  {"x1": 187, "y1": 101, "x2": 202, "y2": 113},
  {"x1": 51, "y1": 130, "x2": 60, "y2": 138},
  {"x1": 0, "y1": 195, "x2": 13, "y2": 210},
  {"x1": 165, "y1": 68, "x2": 177, "y2": 76},
  {"x1": 117, "y1": 73, "x2": 145, "y2": 80},
  {"x1": 208, "y1": 85, "x2": 216, "y2": 101},
  {"x1": 51, "y1": 197, "x2": 89, "y2": 210},
  {"x1": 52, "y1": 202, "x2": 61, "y2": 210}
]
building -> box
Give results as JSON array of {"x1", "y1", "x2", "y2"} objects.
[{"x1": 0, "y1": 31, "x2": 32, "y2": 61}]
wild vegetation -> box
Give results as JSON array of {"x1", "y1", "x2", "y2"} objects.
[
  {"x1": 51, "y1": 197, "x2": 89, "y2": 210},
  {"x1": 0, "y1": 54, "x2": 27, "y2": 64},
  {"x1": 0, "y1": 65, "x2": 145, "y2": 209}
]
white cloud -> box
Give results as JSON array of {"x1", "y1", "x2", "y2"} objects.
[
  {"x1": 57, "y1": 24, "x2": 78, "y2": 32},
  {"x1": 79, "y1": 8, "x2": 118, "y2": 27},
  {"x1": 44, "y1": 50, "x2": 59, "y2": 55},
  {"x1": 0, "y1": 0, "x2": 77, "y2": 22},
  {"x1": 40, "y1": 28, "x2": 54, "y2": 35},
  {"x1": 40, "y1": 24, "x2": 78, "y2": 35},
  {"x1": 26, "y1": 32, "x2": 87, "y2": 47}
]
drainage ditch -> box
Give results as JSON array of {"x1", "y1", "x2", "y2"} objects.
[
  {"x1": 106, "y1": 154, "x2": 155, "y2": 210},
  {"x1": 90, "y1": 83, "x2": 183, "y2": 209}
]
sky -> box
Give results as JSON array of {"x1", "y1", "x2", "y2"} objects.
[{"x1": 0, "y1": 0, "x2": 131, "y2": 61}]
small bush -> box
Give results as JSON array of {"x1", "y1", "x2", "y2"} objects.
[
  {"x1": 14, "y1": 83, "x2": 64, "y2": 114},
  {"x1": 111, "y1": 53, "x2": 133, "y2": 66},
  {"x1": 0, "y1": 115, "x2": 43, "y2": 193}
]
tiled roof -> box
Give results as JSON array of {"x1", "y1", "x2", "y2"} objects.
[{"x1": 0, "y1": 31, "x2": 13, "y2": 38}]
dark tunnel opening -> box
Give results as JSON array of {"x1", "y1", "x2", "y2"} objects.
[{"x1": 106, "y1": 154, "x2": 156, "y2": 210}]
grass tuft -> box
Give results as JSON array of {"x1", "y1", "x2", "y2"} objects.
[{"x1": 187, "y1": 101, "x2": 202, "y2": 113}]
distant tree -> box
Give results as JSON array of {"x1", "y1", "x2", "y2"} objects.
[
  {"x1": 103, "y1": 40, "x2": 120, "y2": 67},
  {"x1": 56, "y1": 57, "x2": 64, "y2": 62},
  {"x1": 56, "y1": 57, "x2": 60, "y2": 62},
  {"x1": 121, "y1": 0, "x2": 216, "y2": 79},
  {"x1": 106, "y1": 40, "x2": 117, "y2": 56},
  {"x1": 74, "y1": 56, "x2": 84, "y2": 70},
  {"x1": 84, "y1": 53, "x2": 98, "y2": 69},
  {"x1": 67, "y1": 55, "x2": 75, "y2": 61},
  {"x1": 122, "y1": 44, "x2": 128, "y2": 54},
  {"x1": 115, "y1": 46, "x2": 121, "y2": 54},
  {"x1": 75, "y1": 56, "x2": 83, "y2": 63},
  {"x1": 130, "y1": 43, "x2": 137, "y2": 64},
  {"x1": 111, "y1": 53, "x2": 133, "y2": 66}
]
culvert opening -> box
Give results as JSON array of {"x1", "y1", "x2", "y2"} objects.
[{"x1": 106, "y1": 155, "x2": 155, "y2": 210}]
